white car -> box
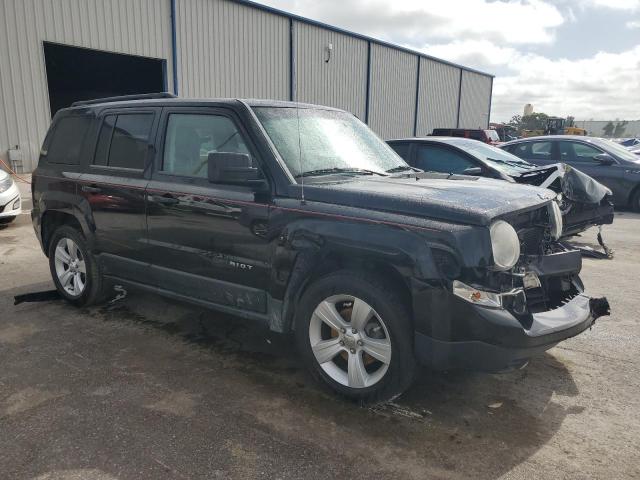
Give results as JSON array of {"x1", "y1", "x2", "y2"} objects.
[{"x1": 0, "y1": 169, "x2": 22, "y2": 224}]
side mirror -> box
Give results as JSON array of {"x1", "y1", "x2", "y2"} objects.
[
  {"x1": 207, "y1": 152, "x2": 266, "y2": 188},
  {"x1": 462, "y1": 167, "x2": 483, "y2": 175},
  {"x1": 593, "y1": 153, "x2": 614, "y2": 165}
]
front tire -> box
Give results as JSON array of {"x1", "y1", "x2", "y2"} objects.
[
  {"x1": 295, "y1": 270, "x2": 416, "y2": 404},
  {"x1": 0, "y1": 216, "x2": 16, "y2": 224},
  {"x1": 48, "y1": 225, "x2": 104, "y2": 306}
]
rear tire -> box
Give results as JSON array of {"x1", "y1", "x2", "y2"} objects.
[
  {"x1": 295, "y1": 270, "x2": 416, "y2": 404},
  {"x1": 48, "y1": 225, "x2": 104, "y2": 307}
]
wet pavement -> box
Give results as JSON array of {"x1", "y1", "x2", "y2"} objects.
[{"x1": 1, "y1": 212, "x2": 639, "y2": 479}]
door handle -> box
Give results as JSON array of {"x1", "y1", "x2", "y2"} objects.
[
  {"x1": 148, "y1": 194, "x2": 179, "y2": 205},
  {"x1": 81, "y1": 185, "x2": 101, "y2": 193}
]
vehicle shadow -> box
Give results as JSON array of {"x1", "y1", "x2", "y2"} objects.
[{"x1": 88, "y1": 289, "x2": 579, "y2": 480}]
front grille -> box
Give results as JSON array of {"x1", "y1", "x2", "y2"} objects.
[{"x1": 502, "y1": 206, "x2": 553, "y2": 256}]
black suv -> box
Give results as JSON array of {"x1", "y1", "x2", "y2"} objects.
[{"x1": 32, "y1": 94, "x2": 609, "y2": 402}]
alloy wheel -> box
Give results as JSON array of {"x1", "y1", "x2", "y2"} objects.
[
  {"x1": 54, "y1": 237, "x2": 87, "y2": 297},
  {"x1": 308, "y1": 294, "x2": 391, "y2": 388}
]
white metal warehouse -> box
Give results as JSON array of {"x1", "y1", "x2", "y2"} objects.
[{"x1": 0, "y1": 0, "x2": 494, "y2": 173}]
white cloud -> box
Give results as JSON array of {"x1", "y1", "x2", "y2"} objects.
[
  {"x1": 492, "y1": 47, "x2": 640, "y2": 121},
  {"x1": 259, "y1": 0, "x2": 639, "y2": 121},
  {"x1": 261, "y1": 0, "x2": 564, "y2": 45},
  {"x1": 585, "y1": 0, "x2": 640, "y2": 10}
]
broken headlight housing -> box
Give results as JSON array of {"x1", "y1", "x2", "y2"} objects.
[
  {"x1": 489, "y1": 220, "x2": 520, "y2": 271},
  {"x1": 548, "y1": 200, "x2": 563, "y2": 240}
]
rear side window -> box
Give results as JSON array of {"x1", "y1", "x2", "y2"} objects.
[
  {"x1": 415, "y1": 145, "x2": 475, "y2": 174},
  {"x1": 93, "y1": 113, "x2": 154, "y2": 170},
  {"x1": 388, "y1": 142, "x2": 410, "y2": 160},
  {"x1": 46, "y1": 116, "x2": 92, "y2": 164},
  {"x1": 530, "y1": 141, "x2": 553, "y2": 160}
]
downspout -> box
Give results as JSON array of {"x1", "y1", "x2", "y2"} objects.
[
  {"x1": 487, "y1": 77, "x2": 494, "y2": 128},
  {"x1": 456, "y1": 69, "x2": 463, "y2": 128},
  {"x1": 170, "y1": 0, "x2": 179, "y2": 95},
  {"x1": 364, "y1": 41, "x2": 371, "y2": 124},
  {"x1": 413, "y1": 57, "x2": 421, "y2": 136},
  {"x1": 289, "y1": 18, "x2": 296, "y2": 101}
]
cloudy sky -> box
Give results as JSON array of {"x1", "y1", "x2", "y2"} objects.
[{"x1": 258, "y1": 0, "x2": 640, "y2": 122}]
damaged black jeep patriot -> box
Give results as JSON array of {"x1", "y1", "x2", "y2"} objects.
[{"x1": 32, "y1": 93, "x2": 610, "y2": 402}]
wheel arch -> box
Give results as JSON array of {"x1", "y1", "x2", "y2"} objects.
[
  {"x1": 271, "y1": 220, "x2": 447, "y2": 333},
  {"x1": 40, "y1": 209, "x2": 88, "y2": 257},
  {"x1": 628, "y1": 182, "x2": 640, "y2": 210}
]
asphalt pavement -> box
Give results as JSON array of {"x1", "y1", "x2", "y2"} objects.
[{"x1": 1, "y1": 205, "x2": 639, "y2": 480}]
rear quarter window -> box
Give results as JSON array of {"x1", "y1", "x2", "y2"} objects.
[{"x1": 45, "y1": 115, "x2": 92, "y2": 164}]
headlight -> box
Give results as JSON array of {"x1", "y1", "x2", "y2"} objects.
[
  {"x1": 548, "y1": 200, "x2": 563, "y2": 240},
  {"x1": 489, "y1": 220, "x2": 520, "y2": 271},
  {"x1": 0, "y1": 175, "x2": 13, "y2": 193}
]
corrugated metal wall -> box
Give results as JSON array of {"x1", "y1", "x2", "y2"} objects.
[
  {"x1": 0, "y1": 0, "x2": 493, "y2": 173},
  {"x1": 0, "y1": 0, "x2": 173, "y2": 172},
  {"x1": 458, "y1": 70, "x2": 493, "y2": 129},
  {"x1": 416, "y1": 58, "x2": 461, "y2": 136},
  {"x1": 175, "y1": 0, "x2": 289, "y2": 100},
  {"x1": 294, "y1": 21, "x2": 368, "y2": 120},
  {"x1": 368, "y1": 44, "x2": 419, "y2": 139}
]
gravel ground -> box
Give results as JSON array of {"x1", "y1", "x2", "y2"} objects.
[{"x1": 1, "y1": 207, "x2": 639, "y2": 480}]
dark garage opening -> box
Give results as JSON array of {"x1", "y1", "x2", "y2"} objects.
[{"x1": 44, "y1": 42, "x2": 166, "y2": 116}]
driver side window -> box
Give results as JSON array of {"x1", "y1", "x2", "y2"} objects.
[
  {"x1": 162, "y1": 114, "x2": 250, "y2": 178},
  {"x1": 558, "y1": 141, "x2": 602, "y2": 163}
]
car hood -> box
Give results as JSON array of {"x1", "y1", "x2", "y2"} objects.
[{"x1": 296, "y1": 173, "x2": 555, "y2": 226}]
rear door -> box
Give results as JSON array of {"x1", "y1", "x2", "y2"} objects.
[
  {"x1": 145, "y1": 106, "x2": 272, "y2": 315},
  {"x1": 507, "y1": 140, "x2": 556, "y2": 167},
  {"x1": 79, "y1": 108, "x2": 160, "y2": 282}
]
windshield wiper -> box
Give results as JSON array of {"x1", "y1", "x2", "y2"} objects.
[
  {"x1": 296, "y1": 167, "x2": 387, "y2": 178},
  {"x1": 385, "y1": 165, "x2": 420, "y2": 173}
]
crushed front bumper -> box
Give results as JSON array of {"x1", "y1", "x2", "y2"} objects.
[{"x1": 415, "y1": 292, "x2": 610, "y2": 372}]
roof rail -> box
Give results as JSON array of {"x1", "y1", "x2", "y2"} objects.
[{"x1": 71, "y1": 92, "x2": 177, "y2": 107}]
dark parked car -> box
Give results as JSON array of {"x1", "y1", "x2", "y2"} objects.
[
  {"x1": 32, "y1": 94, "x2": 609, "y2": 402},
  {"x1": 501, "y1": 136, "x2": 640, "y2": 211},
  {"x1": 431, "y1": 128, "x2": 501, "y2": 145},
  {"x1": 617, "y1": 138, "x2": 639, "y2": 148},
  {"x1": 387, "y1": 137, "x2": 614, "y2": 238}
]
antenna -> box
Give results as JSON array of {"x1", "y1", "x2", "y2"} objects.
[{"x1": 296, "y1": 101, "x2": 305, "y2": 205}]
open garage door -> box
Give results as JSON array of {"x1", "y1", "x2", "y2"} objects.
[{"x1": 44, "y1": 42, "x2": 166, "y2": 117}]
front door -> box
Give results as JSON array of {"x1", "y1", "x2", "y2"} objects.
[
  {"x1": 556, "y1": 140, "x2": 628, "y2": 205},
  {"x1": 145, "y1": 107, "x2": 272, "y2": 315}
]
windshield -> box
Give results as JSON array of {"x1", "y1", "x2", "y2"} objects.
[
  {"x1": 446, "y1": 139, "x2": 536, "y2": 175},
  {"x1": 596, "y1": 138, "x2": 640, "y2": 163},
  {"x1": 253, "y1": 107, "x2": 407, "y2": 180},
  {"x1": 486, "y1": 130, "x2": 500, "y2": 142}
]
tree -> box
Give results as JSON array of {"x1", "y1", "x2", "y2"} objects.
[
  {"x1": 507, "y1": 113, "x2": 549, "y2": 135},
  {"x1": 613, "y1": 121, "x2": 628, "y2": 138},
  {"x1": 602, "y1": 122, "x2": 615, "y2": 137}
]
